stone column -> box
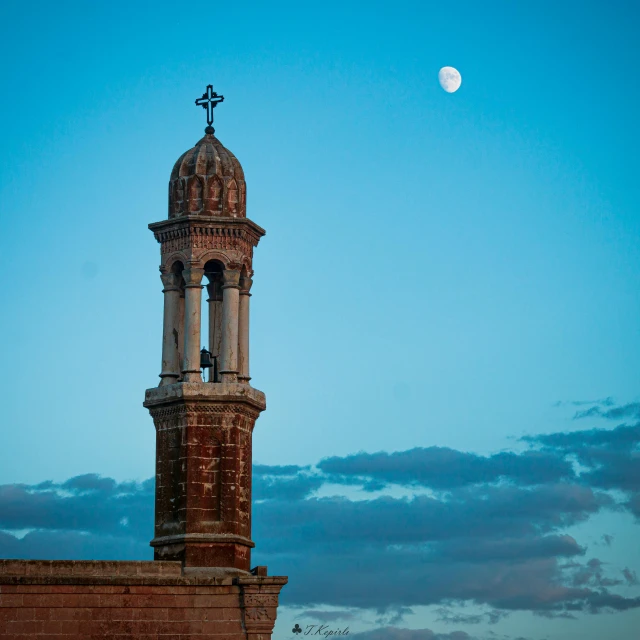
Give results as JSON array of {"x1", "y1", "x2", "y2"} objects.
[
  {"x1": 181, "y1": 267, "x2": 205, "y2": 383},
  {"x1": 238, "y1": 275, "x2": 253, "y2": 383},
  {"x1": 220, "y1": 269, "x2": 241, "y2": 383},
  {"x1": 177, "y1": 291, "x2": 185, "y2": 378},
  {"x1": 206, "y1": 275, "x2": 223, "y2": 382},
  {"x1": 239, "y1": 577, "x2": 288, "y2": 640},
  {"x1": 159, "y1": 270, "x2": 182, "y2": 386}
]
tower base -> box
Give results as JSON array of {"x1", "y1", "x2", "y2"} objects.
[{"x1": 144, "y1": 382, "x2": 266, "y2": 572}]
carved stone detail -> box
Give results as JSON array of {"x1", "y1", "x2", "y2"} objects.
[
  {"x1": 154, "y1": 225, "x2": 260, "y2": 254},
  {"x1": 244, "y1": 594, "x2": 279, "y2": 607},
  {"x1": 239, "y1": 582, "x2": 285, "y2": 638},
  {"x1": 245, "y1": 607, "x2": 271, "y2": 621},
  {"x1": 149, "y1": 403, "x2": 260, "y2": 421}
]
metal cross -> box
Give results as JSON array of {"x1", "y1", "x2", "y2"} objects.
[{"x1": 195, "y1": 84, "x2": 225, "y2": 126}]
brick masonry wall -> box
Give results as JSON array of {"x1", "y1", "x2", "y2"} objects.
[{"x1": 0, "y1": 561, "x2": 286, "y2": 640}]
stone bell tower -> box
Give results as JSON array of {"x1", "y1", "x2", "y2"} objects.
[
  {"x1": 143, "y1": 85, "x2": 275, "y2": 576},
  {"x1": 0, "y1": 85, "x2": 286, "y2": 640}
]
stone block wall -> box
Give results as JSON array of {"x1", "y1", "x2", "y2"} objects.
[{"x1": 0, "y1": 560, "x2": 286, "y2": 640}]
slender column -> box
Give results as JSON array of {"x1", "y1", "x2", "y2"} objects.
[
  {"x1": 177, "y1": 291, "x2": 185, "y2": 378},
  {"x1": 206, "y1": 275, "x2": 223, "y2": 382},
  {"x1": 181, "y1": 267, "x2": 205, "y2": 382},
  {"x1": 220, "y1": 269, "x2": 241, "y2": 383},
  {"x1": 159, "y1": 270, "x2": 182, "y2": 386},
  {"x1": 238, "y1": 275, "x2": 253, "y2": 383}
]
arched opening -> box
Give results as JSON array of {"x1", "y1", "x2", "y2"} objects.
[
  {"x1": 170, "y1": 259, "x2": 186, "y2": 279},
  {"x1": 203, "y1": 260, "x2": 224, "y2": 382}
]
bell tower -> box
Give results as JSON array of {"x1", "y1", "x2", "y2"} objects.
[{"x1": 143, "y1": 85, "x2": 267, "y2": 573}]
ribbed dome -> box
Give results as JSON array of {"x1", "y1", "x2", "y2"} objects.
[{"x1": 168, "y1": 132, "x2": 246, "y2": 219}]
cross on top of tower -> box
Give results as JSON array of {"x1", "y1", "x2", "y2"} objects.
[{"x1": 195, "y1": 84, "x2": 225, "y2": 134}]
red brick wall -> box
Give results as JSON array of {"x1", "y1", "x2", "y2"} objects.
[
  {"x1": 0, "y1": 561, "x2": 286, "y2": 640},
  {"x1": 0, "y1": 583, "x2": 245, "y2": 639}
]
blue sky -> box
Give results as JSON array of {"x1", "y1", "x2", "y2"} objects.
[{"x1": 1, "y1": 1, "x2": 639, "y2": 639}]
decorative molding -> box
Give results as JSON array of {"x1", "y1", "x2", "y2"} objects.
[
  {"x1": 148, "y1": 403, "x2": 261, "y2": 421},
  {"x1": 160, "y1": 230, "x2": 256, "y2": 257},
  {"x1": 244, "y1": 594, "x2": 279, "y2": 607},
  {"x1": 150, "y1": 533, "x2": 255, "y2": 548},
  {"x1": 245, "y1": 607, "x2": 272, "y2": 622}
]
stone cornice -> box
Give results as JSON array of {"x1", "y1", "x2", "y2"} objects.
[
  {"x1": 0, "y1": 560, "x2": 287, "y2": 587},
  {"x1": 150, "y1": 533, "x2": 255, "y2": 548},
  {"x1": 148, "y1": 216, "x2": 266, "y2": 248},
  {"x1": 143, "y1": 381, "x2": 266, "y2": 414}
]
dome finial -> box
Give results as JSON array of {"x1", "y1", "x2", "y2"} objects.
[{"x1": 195, "y1": 84, "x2": 224, "y2": 135}]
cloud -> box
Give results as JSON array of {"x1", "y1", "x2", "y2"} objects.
[
  {"x1": 296, "y1": 609, "x2": 361, "y2": 623},
  {"x1": 523, "y1": 407, "x2": 640, "y2": 524},
  {"x1": 626, "y1": 492, "x2": 640, "y2": 519},
  {"x1": 533, "y1": 610, "x2": 576, "y2": 619},
  {"x1": 0, "y1": 475, "x2": 153, "y2": 539},
  {"x1": 573, "y1": 402, "x2": 640, "y2": 422},
  {"x1": 375, "y1": 606, "x2": 414, "y2": 626},
  {"x1": 0, "y1": 529, "x2": 149, "y2": 561},
  {"x1": 554, "y1": 397, "x2": 615, "y2": 408},
  {"x1": 568, "y1": 558, "x2": 623, "y2": 588},
  {"x1": 583, "y1": 592, "x2": 640, "y2": 613},
  {"x1": 249, "y1": 483, "x2": 628, "y2": 615},
  {"x1": 434, "y1": 608, "x2": 508, "y2": 625},
  {"x1": 254, "y1": 471, "x2": 324, "y2": 502},
  {"x1": 254, "y1": 464, "x2": 306, "y2": 477},
  {"x1": 254, "y1": 484, "x2": 610, "y2": 554},
  {"x1": 318, "y1": 448, "x2": 574, "y2": 489},
  {"x1": 261, "y1": 542, "x2": 614, "y2": 613},
  {"x1": 352, "y1": 628, "x2": 473, "y2": 640},
  {"x1": 61, "y1": 473, "x2": 117, "y2": 493},
  {"x1": 525, "y1": 423, "x2": 640, "y2": 453}
]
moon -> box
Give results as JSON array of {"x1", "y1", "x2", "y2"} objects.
[{"x1": 439, "y1": 67, "x2": 462, "y2": 93}]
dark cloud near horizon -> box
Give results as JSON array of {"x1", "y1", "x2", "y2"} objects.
[
  {"x1": 254, "y1": 485, "x2": 609, "y2": 552},
  {"x1": 2, "y1": 474, "x2": 623, "y2": 615},
  {"x1": 523, "y1": 413, "x2": 640, "y2": 522},
  {"x1": 0, "y1": 529, "x2": 150, "y2": 561},
  {"x1": 253, "y1": 464, "x2": 305, "y2": 477},
  {"x1": 0, "y1": 474, "x2": 153, "y2": 539},
  {"x1": 434, "y1": 607, "x2": 508, "y2": 626},
  {"x1": 318, "y1": 448, "x2": 574, "y2": 490},
  {"x1": 1, "y1": 399, "x2": 639, "y2": 619},
  {"x1": 375, "y1": 606, "x2": 415, "y2": 626},
  {"x1": 351, "y1": 628, "x2": 474, "y2": 640},
  {"x1": 296, "y1": 609, "x2": 362, "y2": 623},
  {"x1": 253, "y1": 472, "x2": 324, "y2": 502}
]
